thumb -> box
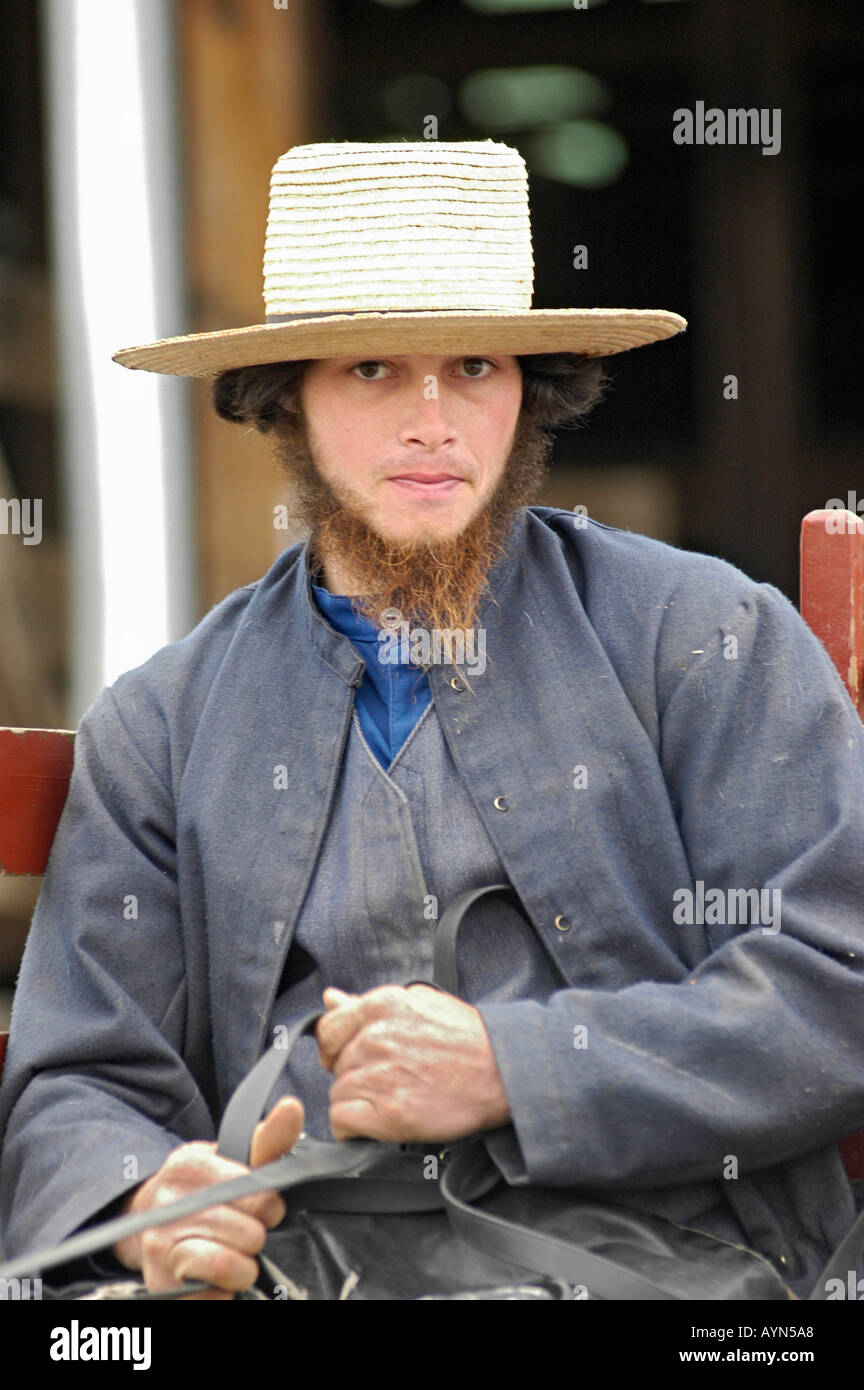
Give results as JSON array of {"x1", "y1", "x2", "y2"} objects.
[
  {"x1": 249, "y1": 1095, "x2": 305, "y2": 1168},
  {"x1": 322, "y1": 987, "x2": 355, "y2": 1011}
]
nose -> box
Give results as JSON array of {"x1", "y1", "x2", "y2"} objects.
[{"x1": 397, "y1": 384, "x2": 458, "y2": 452}]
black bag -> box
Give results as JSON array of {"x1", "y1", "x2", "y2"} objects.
[{"x1": 2, "y1": 884, "x2": 862, "y2": 1300}]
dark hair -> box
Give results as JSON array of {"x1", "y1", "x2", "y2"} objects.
[{"x1": 212, "y1": 353, "x2": 609, "y2": 434}]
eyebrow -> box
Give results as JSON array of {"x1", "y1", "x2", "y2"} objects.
[{"x1": 340, "y1": 354, "x2": 503, "y2": 365}]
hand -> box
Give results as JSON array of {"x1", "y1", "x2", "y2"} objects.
[
  {"x1": 315, "y1": 984, "x2": 510, "y2": 1143},
  {"x1": 113, "y1": 1095, "x2": 304, "y2": 1299}
]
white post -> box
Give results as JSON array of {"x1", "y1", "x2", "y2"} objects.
[{"x1": 40, "y1": 0, "x2": 195, "y2": 722}]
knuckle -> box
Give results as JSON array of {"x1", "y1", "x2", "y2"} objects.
[
  {"x1": 141, "y1": 1226, "x2": 171, "y2": 1263},
  {"x1": 206, "y1": 1246, "x2": 245, "y2": 1289},
  {"x1": 364, "y1": 1019, "x2": 395, "y2": 1053},
  {"x1": 172, "y1": 1239, "x2": 232, "y2": 1290},
  {"x1": 374, "y1": 985, "x2": 404, "y2": 1007},
  {"x1": 246, "y1": 1220, "x2": 268, "y2": 1256},
  {"x1": 360, "y1": 986, "x2": 399, "y2": 1018},
  {"x1": 377, "y1": 1092, "x2": 407, "y2": 1133},
  {"x1": 166, "y1": 1140, "x2": 215, "y2": 1173}
]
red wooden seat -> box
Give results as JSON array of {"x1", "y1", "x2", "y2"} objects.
[
  {"x1": 799, "y1": 508, "x2": 864, "y2": 1178},
  {"x1": 0, "y1": 727, "x2": 75, "y2": 877},
  {"x1": 0, "y1": 727, "x2": 74, "y2": 1079},
  {"x1": 0, "y1": 510, "x2": 862, "y2": 1179},
  {"x1": 800, "y1": 508, "x2": 864, "y2": 717}
]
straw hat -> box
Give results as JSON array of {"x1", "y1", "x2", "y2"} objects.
[{"x1": 112, "y1": 139, "x2": 686, "y2": 377}]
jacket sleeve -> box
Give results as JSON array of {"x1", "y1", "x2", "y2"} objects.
[
  {"x1": 477, "y1": 582, "x2": 864, "y2": 1188},
  {"x1": 0, "y1": 685, "x2": 215, "y2": 1267}
]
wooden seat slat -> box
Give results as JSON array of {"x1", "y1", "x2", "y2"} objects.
[{"x1": 0, "y1": 728, "x2": 75, "y2": 877}]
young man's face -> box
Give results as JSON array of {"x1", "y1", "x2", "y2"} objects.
[
  {"x1": 299, "y1": 354, "x2": 524, "y2": 547},
  {"x1": 272, "y1": 351, "x2": 554, "y2": 634}
]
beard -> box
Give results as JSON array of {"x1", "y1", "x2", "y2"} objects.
[{"x1": 269, "y1": 407, "x2": 554, "y2": 637}]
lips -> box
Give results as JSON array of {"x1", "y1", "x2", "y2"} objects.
[
  {"x1": 388, "y1": 472, "x2": 462, "y2": 483},
  {"x1": 386, "y1": 473, "x2": 466, "y2": 497}
]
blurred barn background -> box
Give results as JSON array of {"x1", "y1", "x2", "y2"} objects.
[{"x1": 0, "y1": 0, "x2": 861, "y2": 1018}]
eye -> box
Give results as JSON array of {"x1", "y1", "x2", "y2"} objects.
[
  {"x1": 350, "y1": 361, "x2": 390, "y2": 380},
  {"x1": 458, "y1": 358, "x2": 495, "y2": 378}
]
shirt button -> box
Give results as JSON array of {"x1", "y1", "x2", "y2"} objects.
[
  {"x1": 449, "y1": 675, "x2": 465, "y2": 691},
  {"x1": 493, "y1": 795, "x2": 509, "y2": 811},
  {"x1": 554, "y1": 914, "x2": 571, "y2": 932}
]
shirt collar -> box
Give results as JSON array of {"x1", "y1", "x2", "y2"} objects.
[{"x1": 310, "y1": 577, "x2": 381, "y2": 642}]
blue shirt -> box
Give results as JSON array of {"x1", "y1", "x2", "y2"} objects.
[{"x1": 311, "y1": 581, "x2": 431, "y2": 769}]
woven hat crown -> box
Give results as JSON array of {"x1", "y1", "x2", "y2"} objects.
[
  {"x1": 112, "y1": 136, "x2": 686, "y2": 376},
  {"x1": 263, "y1": 140, "x2": 535, "y2": 319}
]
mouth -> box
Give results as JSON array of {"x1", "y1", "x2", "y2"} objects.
[{"x1": 386, "y1": 472, "x2": 466, "y2": 497}]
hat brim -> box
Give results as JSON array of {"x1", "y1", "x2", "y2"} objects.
[{"x1": 112, "y1": 308, "x2": 686, "y2": 378}]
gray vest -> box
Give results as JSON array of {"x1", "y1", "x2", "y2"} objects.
[{"x1": 268, "y1": 696, "x2": 563, "y2": 1140}]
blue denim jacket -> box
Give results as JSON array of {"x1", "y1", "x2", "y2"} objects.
[{"x1": 2, "y1": 506, "x2": 864, "y2": 1297}]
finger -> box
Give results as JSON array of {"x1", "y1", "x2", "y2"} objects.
[
  {"x1": 169, "y1": 1236, "x2": 261, "y2": 1294},
  {"x1": 198, "y1": 1182, "x2": 285, "y2": 1232},
  {"x1": 249, "y1": 1095, "x2": 305, "y2": 1169},
  {"x1": 329, "y1": 1096, "x2": 383, "y2": 1142},
  {"x1": 142, "y1": 1212, "x2": 264, "y2": 1299},
  {"x1": 326, "y1": 1027, "x2": 381, "y2": 1081},
  {"x1": 145, "y1": 1203, "x2": 269, "y2": 1264},
  {"x1": 316, "y1": 993, "x2": 367, "y2": 1067},
  {"x1": 151, "y1": 1277, "x2": 234, "y2": 1303},
  {"x1": 323, "y1": 986, "x2": 354, "y2": 1010},
  {"x1": 166, "y1": 1145, "x2": 285, "y2": 1229}
]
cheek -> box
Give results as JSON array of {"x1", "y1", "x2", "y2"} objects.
[
  {"x1": 481, "y1": 396, "x2": 522, "y2": 451},
  {"x1": 311, "y1": 416, "x2": 379, "y2": 481},
  {"x1": 490, "y1": 377, "x2": 523, "y2": 426},
  {"x1": 307, "y1": 408, "x2": 354, "y2": 457}
]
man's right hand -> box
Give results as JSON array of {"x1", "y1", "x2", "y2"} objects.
[{"x1": 113, "y1": 1095, "x2": 304, "y2": 1299}]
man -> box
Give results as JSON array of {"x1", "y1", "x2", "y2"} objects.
[{"x1": 2, "y1": 140, "x2": 864, "y2": 1301}]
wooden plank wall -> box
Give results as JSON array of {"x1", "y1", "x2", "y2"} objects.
[{"x1": 178, "y1": 0, "x2": 326, "y2": 610}]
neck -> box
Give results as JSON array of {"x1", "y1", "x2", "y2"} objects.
[{"x1": 314, "y1": 553, "x2": 357, "y2": 597}]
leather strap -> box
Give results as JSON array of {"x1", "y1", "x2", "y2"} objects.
[
  {"x1": 0, "y1": 1011, "x2": 384, "y2": 1294},
  {"x1": 433, "y1": 883, "x2": 520, "y2": 996},
  {"x1": 431, "y1": 887, "x2": 675, "y2": 1299},
  {"x1": 4, "y1": 882, "x2": 862, "y2": 1300},
  {"x1": 440, "y1": 1138, "x2": 678, "y2": 1300},
  {"x1": 0, "y1": 1006, "x2": 441, "y2": 1295},
  {"x1": 434, "y1": 887, "x2": 864, "y2": 1300},
  {"x1": 217, "y1": 1007, "x2": 445, "y2": 1215},
  {"x1": 217, "y1": 1009, "x2": 323, "y2": 1161},
  {"x1": 0, "y1": 1143, "x2": 381, "y2": 1288}
]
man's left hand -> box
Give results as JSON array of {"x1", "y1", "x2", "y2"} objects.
[{"x1": 315, "y1": 984, "x2": 511, "y2": 1142}]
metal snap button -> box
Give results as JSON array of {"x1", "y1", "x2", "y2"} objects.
[
  {"x1": 493, "y1": 795, "x2": 509, "y2": 811},
  {"x1": 449, "y1": 675, "x2": 464, "y2": 691},
  {"x1": 554, "y1": 914, "x2": 571, "y2": 932}
]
